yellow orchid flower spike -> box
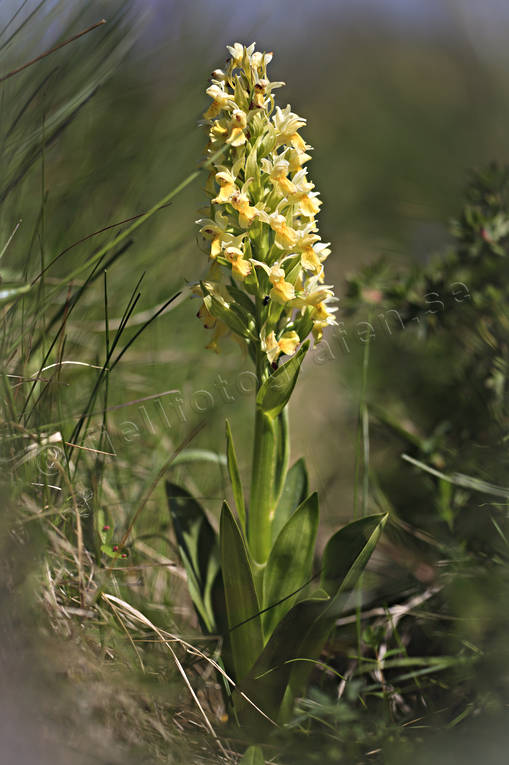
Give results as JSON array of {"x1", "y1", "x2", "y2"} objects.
[{"x1": 195, "y1": 42, "x2": 337, "y2": 357}]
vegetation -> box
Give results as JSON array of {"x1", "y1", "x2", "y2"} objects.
[{"x1": 1, "y1": 3, "x2": 508, "y2": 764}]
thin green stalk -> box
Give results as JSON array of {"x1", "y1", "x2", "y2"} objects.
[
  {"x1": 355, "y1": 314, "x2": 371, "y2": 660},
  {"x1": 248, "y1": 346, "x2": 275, "y2": 563},
  {"x1": 249, "y1": 404, "x2": 276, "y2": 563},
  {"x1": 273, "y1": 406, "x2": 289, "y2": 505},
  {"x1": 361, "y1": 323, "x2": 371, "y2": 518}
]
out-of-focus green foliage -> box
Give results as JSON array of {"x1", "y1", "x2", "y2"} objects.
[{"x1": 312, "y1": 165, "x2": 509, "y2": 760}]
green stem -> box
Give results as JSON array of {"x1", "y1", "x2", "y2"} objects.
[
  {"x1": 249, "y1": 406, "x2": 276, "y2": 563},
  {"x1": 273, "y1": 406, "x2": 289, "y2": 505},
  {"x1": 248, "y1": 348, "x2": 276, "y2": 563}
]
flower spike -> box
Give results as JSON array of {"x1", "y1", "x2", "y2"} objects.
[{"x1": 195, "y1": 42, "x2": 337, "y2": 359}]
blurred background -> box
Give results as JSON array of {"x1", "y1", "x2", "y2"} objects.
[
  {"x1": 2, "y1": 0, "x2": 509, "y2": 762},
  {"x1": 4, "y1": 0, "x2": 509, "y2": 503}
]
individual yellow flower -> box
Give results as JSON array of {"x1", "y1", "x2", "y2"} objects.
[
  {"x1": 213, "y1": 168, "x2": 237, "y2": 203},
  {"x1": 253, "y1": 78, "x2": 269, "y2": 108},
  {"x1": 261, "y1": 156, "x2": 296, "y2": 196},
  {"x1": 196, "y1": 211, "x2": 234, "y2": 259},
  {"x1": 252, "y1": 76, "x2": 285, "y2": 108},
  {"x1": 278, "y1": 330, "x2": 300, "y2": 355},
  {"x1": 314, "y1": 301, "x2": 337, "y2": 322},
  {"x1": 252, "y1": 260, "x2": 296, "y2": 304},
  {"x1": 292, "y1": 224, "x2": 327, "y2": 274},
  {"x1": 270, "y1": 270, "x2": 295, "y2": 303},
  {"x1": 211, "y1": 68, "x2": 226, "y2": 81},
  {"x1": 261, "y1": 329, "x2": 279, "y2": 362},
  {"x1": 287, "y1": 170, "x2": 322, "y2": 217},
  {"x1": 273, "y1": 105, "x2": 312, "y2": 155},
  {"x1": 208, "y1": 120, "x2": 229, "y2": 146},
  {"x1": 204, "y1": 82, "x2": 235, "y2": 119},
  {"x1": 291, "y1": 275, "x2": 336, "y2": 308},
  {"x1": 261, "y1": 328, "x2": 300, "y2": 363},
  {"x1": 311, "y1": 297, "x2": 338, "y2": 342},
  {"x1": 230, "y1": 188, "x2": 259, "y2": 228},
  {"x1": 227, "y1": 42, "x2": 255, "y2": 67},
  {"x1": 287, "y1": 147, "x2": 312, "y2": 173},
  {"x1": 259, "y1": 211, "x2": 297, "y2": 249},
  {"x1": 224, "y1": 245, "x2": 252, "y2": 279},
  {"x1": 226, "y1": 109, "x2": 248, "y2": 147},
  {"x1": 251, "y1": 50, "x2": 273, "y2": 71}
]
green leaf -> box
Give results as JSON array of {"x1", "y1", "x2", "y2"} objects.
[
  {"x1": 201, "y1": 281, "x2": 250, "y2": 338},
  {"x1": 166, "y1": 482, "x2": 219, "y2": 633},
  {"x1": 225, "y1": 420, "x2": 246, "y2": 530},
  {"x1": 263, "y1": 492, "x2": 319, "y2": 639},
  {"x1": 272, "y1": 409, "x2": 289, "y2": 507},
  {"x1": 287, "y1": 513, "x2": 389, "y2": 700},
  {"x1": 292, "y1": 306, "x2": 314, "y2": 344},
  {"x1": 272, "y1": 457, "x2": 309, "y2": 542},
  {"x1": 256, "y1": 341, "x2": 309, "y2": 418},
  {"x1": 234, "y1": 75, "x2": 249, "y2": 111},
  {"x1": 220, "y1": 502, "x2": 264, "y2": 683},
  {"x1": 239, "y1": 745, "x2": 264, "y2": 765},
  {"x1": 239, "y1": 514, "x2": 387, "y2": 719},
  {"x1": 320, "y1": 513, "x2": 388, "y2": 597},
  {"x1": 245, "y1": 138, "x2": 261, "y2": 184},
  {"x1": 100, "y1": 543, "x2": 117, "y2": 558},
  {"x1": 226, "y1": 284, "x2": 256, "y2": 317},
  {"x1": 237, "y1": 590, "x2": 329, "y2": 721},
  {"x1": 171, "y1": 448, "x2": 226, "y2": 467}
]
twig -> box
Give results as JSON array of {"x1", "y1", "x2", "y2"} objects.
[{"x1": 335, "y1": 586, "x2": 442, "y2": 627}]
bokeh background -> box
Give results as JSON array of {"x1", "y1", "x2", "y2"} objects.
[
  {"x1": 2, "y1": 1, "x2": 509, "y2": 762},
  {"x1": 5, "y1": 0, "x2": 509, "y2": 507}
]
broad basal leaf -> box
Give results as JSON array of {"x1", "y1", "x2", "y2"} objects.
[
  {"x1": 288, "y1": 512, "x2": 389, "y2": 700},
  {"x1": 263, "y1": 492, "x2": 319, "y2": 639},
  {"x1": 237, "y1": 590, "x2": 329, "y2": 722},
  {"x1": 320, "y1": 513, "x2": 388, "y2": 597},
  {"x1": 166, "y1": 482, "x2": 219, "y2": 633},
  {"x1": 271, "y1": 457, "x2": 309, "y2": 542},
  {"x1": 220, "y1": 502, "x2": 264, "y2": 683},
  {"x1": 239, "y1": 513, "x2": 388, "y2": 719}
]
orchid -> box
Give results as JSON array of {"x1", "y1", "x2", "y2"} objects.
[{"x1": 169, "y1": 44, "x2": 385, "y2": 740}]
